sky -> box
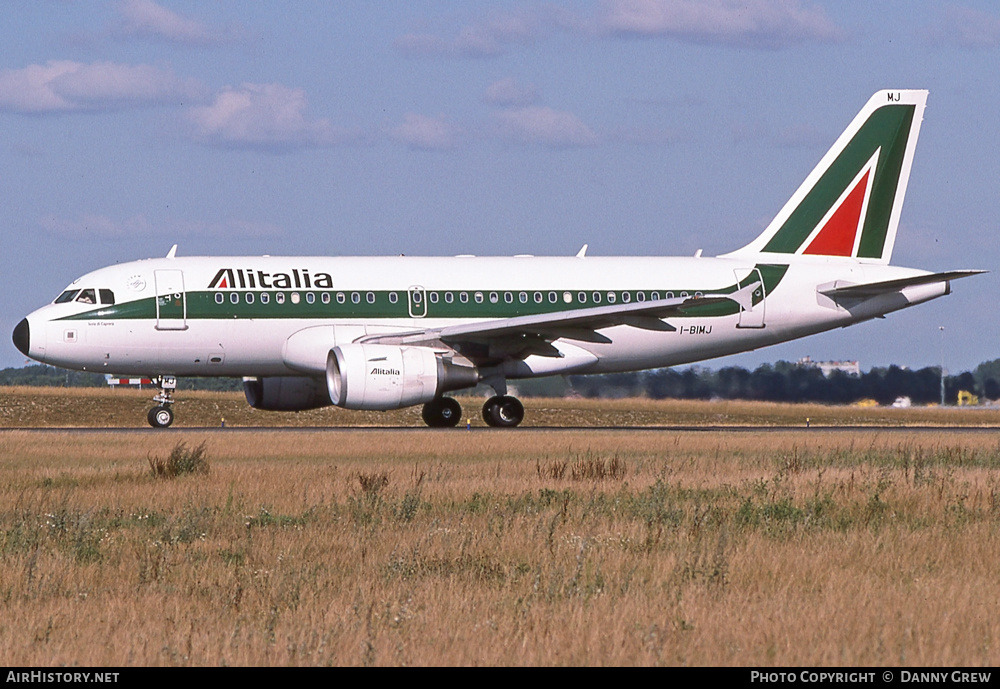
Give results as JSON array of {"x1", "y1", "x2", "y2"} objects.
[{"x1": 2, "y1": 1, "x2": 998, "y2": 376}]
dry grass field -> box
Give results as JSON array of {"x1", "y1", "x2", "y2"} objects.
[{"x1": 2, "y1": 388, "x2": 1000, "y2": 666}]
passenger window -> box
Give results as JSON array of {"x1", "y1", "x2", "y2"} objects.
[
  {"x1": 276, "y1": 293, "x2": 286, "y2": 304},
  {"x1": 261, "y1": 293, "x2": 270, "y2": 304},
  {"x1": 76, "y1": 289, "x2": 97, "y2": 304},
  {"x1": 389, "y1": 292, "x2": 399, "y2": 304},
  {"x1": 99, "y1": 289, "x2": 115, "y2": 305},
  {"x1": 55, "y1": 290, "x2": 80, "y2": 304},
  {"x1": 215, "y1": 293, "x2": 224, "y2": 305}
]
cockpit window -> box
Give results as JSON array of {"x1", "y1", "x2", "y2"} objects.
[
  {"x1": 99, "y1": 289, "x2": 115, "y2": 305},
  {"x1": 54, "y1": 290, "x2": 80, "y2": 304},
  {"x1": 76, "y1": 289, "x2": 97, "y2": 304}
]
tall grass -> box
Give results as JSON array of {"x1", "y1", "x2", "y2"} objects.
[
  {"x1": 1, "y1": 428, "x2": 999, "y2": 665},
  {"x1": 147, "y1": 441, "x2": 209, "y2": 478}
]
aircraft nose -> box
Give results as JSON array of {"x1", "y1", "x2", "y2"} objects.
[{"x1": 12, "y1": 318, "x2": 30, "y2": 356}]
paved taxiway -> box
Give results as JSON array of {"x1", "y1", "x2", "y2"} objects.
[{"x1": 3, "y1": 425, "x2": 999, "y2": 435}]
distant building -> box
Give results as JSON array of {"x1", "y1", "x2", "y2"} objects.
[{"x1": 797, "y1": 356, "x2": 861, "y2": 378}]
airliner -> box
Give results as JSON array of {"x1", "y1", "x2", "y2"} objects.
[{"x1": 12, "y1": 90, "x2": 983, "y2": 428}]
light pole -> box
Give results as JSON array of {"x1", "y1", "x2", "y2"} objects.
[{"x1": 939, "y1": 326, "x2": 945, "y2": 406}]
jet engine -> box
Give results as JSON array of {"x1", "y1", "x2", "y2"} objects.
[
  {"x1": 243, "y1": 376, "x2": 332, "y2": 411},
  {"x1": 327, "y1": 344, "x2": 479, "y2": 410}
]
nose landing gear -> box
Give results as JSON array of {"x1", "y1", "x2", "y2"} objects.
[{"x1": 147, "y1": 375, "x2": 177, "y2": 428}]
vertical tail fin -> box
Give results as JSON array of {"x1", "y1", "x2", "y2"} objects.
[{"x1": 725, "y1": 90, "x2": 927, "y2": 264}]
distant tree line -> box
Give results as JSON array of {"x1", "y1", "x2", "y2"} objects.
[
  {"x1": 567, "y1": 361, "x2": 998, "y2": 405},
  {"x1": 0, "y1": 365, "x2": 242, "y2": 391},
  {"x1": 3, "y1": 360, "x2": 999, "y2": 405}
]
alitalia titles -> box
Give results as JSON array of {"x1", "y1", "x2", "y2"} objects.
[{"x1": 209, "y1": 268, "x2": 333, "y2": 290}]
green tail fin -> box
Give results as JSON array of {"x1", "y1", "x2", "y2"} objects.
[{"x1": 726, "y1": 90, "x2": 927, "y2": 264}]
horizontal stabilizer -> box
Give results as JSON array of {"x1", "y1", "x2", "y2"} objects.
[{"x1": 818, "y1": 270, "x2": 985, "y2": 299}]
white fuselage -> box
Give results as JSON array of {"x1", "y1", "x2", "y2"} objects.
[{"x1": 17, "y1": 254, "x2": 944, "y2": 380}]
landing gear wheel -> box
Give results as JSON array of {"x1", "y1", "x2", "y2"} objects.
[
  {"x1": 422, "y1": 397, "x2": 462, "y2": 427},
  {"x1": 482, "y1": 395, "x2": 524, "y2": 428},
  {"x1": 148, "y1": 405, "x2": 174, "y2": 428}
]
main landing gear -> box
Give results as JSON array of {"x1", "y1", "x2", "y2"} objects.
[
  {"x1": 482, "y1": 395, "x2": 524, "y2": 428},
  {"x1": 421, "y1": 397, "x2": 462, "y2": 427},
  {"x1": 420, "y1": 394, "x2": 526, "y2": 428},
  {"x1": 147, "y1": 375, "x2": 177, "y2": 428}
]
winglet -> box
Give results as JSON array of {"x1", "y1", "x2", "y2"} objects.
[
  {"x1": 576, "y1": 244, "x2": 588, "y2": 258},
  {"x1": 166, "y1": 244, "x2": 178, "y2": 259}
]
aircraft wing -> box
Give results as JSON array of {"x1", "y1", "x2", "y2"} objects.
[
  {"x1": 818, "y1": 270, "x2": 985, "y2": 299},
  {"x1": 359, "y1": 286, "x2": 754, "y2": 358}
]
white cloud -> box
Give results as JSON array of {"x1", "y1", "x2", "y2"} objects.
[
  {"x1": 390, "y1": 113, "x2": 460, "y2": 150},
  {"x1": 185, "y1": 83, "x2": 353, "y2": 151},
  {"x1": 39, "y1": 213, "x2": 282, "y2": 240},
  {"x1": 924, "y1": 6, "x2": 1000, "y2": 50},
  {"x1": 0, "y1": 61, "x2": 204, "y2": 113},
  {"x1": 491, "y1": 106, "x2": 598, "y2": 148},
  {"x1": 396, "y1": 9, "x2": 542, "y2": 58},
  {"x1": 116, "y1": 0, "x2": 231, "y2": 46},
  {"x1": 599, "y1": 0, "x2": 843, "y2": 48},
  {"x1": 39, "y1": 213, "x2": 154, "y2": 240},
  {"x1": 398, "y1": 1, "x2": 842, "y2": 56},
  {"x1": 484, "y1": 78, "x2": 539, "y2": 106}
]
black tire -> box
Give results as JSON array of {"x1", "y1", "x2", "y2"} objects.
[
  {"x1": 422, "y1": 397, "x2": 462, "y2": 427},
  {"x1": 482, "y1": 395, "x2": 524, "y2": 428},
  {"x1": 148, "y1": 405, "x2": 174, "y2": 428}
]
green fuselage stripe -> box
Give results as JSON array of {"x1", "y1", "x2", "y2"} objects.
[{"x1": 61, "y1": 265, "x2": 788, "y2": 322}]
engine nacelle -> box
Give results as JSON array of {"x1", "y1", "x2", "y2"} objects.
[
  {"x1": 327, "y1": 344, "x2": 479, "y2": 410},
  {"x1": 243, "y1": 376, "x2": 332, "y2": 411}
]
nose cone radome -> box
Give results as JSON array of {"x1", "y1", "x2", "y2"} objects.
[{"x1": 12, "y1": 318, "x2": 30, "y2": 357}]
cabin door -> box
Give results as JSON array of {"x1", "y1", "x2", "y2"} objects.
[
  {"x1": 154, "y1": 269, "x2": 188, "y2": 331},
  {"x1": 408, "y1": 286, "x2": 427, "y2": 318}
]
